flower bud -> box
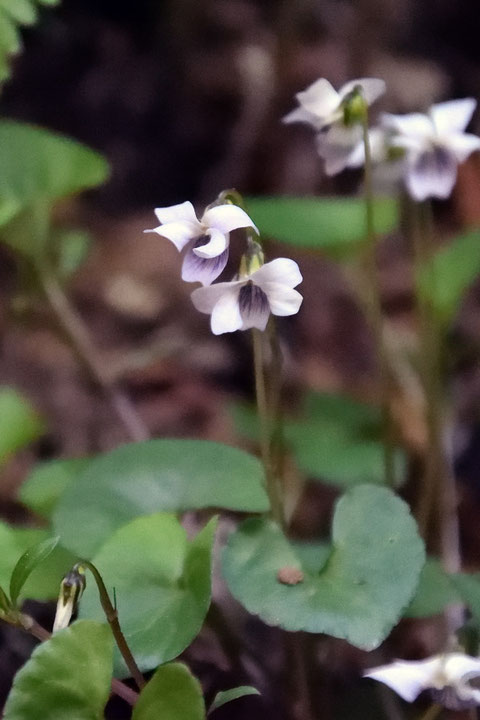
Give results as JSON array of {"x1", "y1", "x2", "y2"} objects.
[
  {"x1": 342, "y1": 87, "x2": 368, "y2": 126},
  {"x1": 53, "y1": 564, "x2": 86, "y2": 633}
]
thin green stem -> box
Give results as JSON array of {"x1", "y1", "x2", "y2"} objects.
[
  {"x1": 361, "y1": 113, "x2": 395, "y2": 487},
  {"x1": 252, "y1": 328, "x2": 284, "y2": 527},
  {"x1": 82, "y1": 561, "x2": 146, "y2": 690}
]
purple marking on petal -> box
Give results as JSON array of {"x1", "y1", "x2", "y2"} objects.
[
  {"x1": 430, "y1": 687, "x2": 477, "y2": 711},
  {"x1": 238, "y1": 282, "x2": 270, "y2": 330},
  {"x1": 181, "y1": 245, "x2": 229, "y2": 286},
  {"x1": 407, "y1": 146, "x2": 457, "y2": 200}
]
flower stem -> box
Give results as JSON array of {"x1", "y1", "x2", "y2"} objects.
[
  {"x1": 252, "y1": 328, "x2": 284, "y2": 528},
  {"x1": 361, "y1": 111, "x2": 395, "y2": 487},
  {"x1": 417, "y1": 703, "x2": 443, "y2": 720},
  {"x1": 82, "y1": 561, "x2": 146, "y2": 690}
]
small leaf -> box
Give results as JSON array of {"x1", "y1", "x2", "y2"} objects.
[
  {"x1": 132, "y1": 663, "x2": 205, "y2": 720},
  {"x1": 452, "y1": 573, "x2": 480, "y2": 626},
  {"x1": 246, "y1": 196, "x2": 398, "y2": 258},
  {"x1": 3, "y1": 620, "x2": 113, "y2": 720},
  {"x1": 0, "y1": 0, "x2": 38, "y2": 25},
  {"x1": 417, "y1": 229, "x2": 480, "y2": 325},
  {"x1": 20, "y1": 457, "x2": 91, "y2": 519},
  {"x1": 0, "y1": 584, "x2": 11, "y2": 612},
  {"x1": 10, "y1": 535, "x2": 59, "y2": 606},
  {"x1": 209, "y1": 686, "x2": 260, "y2": 713},
  {"x1": 0, "y1": 388, "x2": 44, "y2": 466},
  {"x1": 223, "y1": 485, "x2": 425, "y2": 650},
  {"x1": 80, "y1": 514, "x2": 217, "y2": 676},
  {"x1": 54, "y1": 439, "x2": 268, "y2": 556}
]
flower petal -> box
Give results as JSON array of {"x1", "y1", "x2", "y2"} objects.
[
  {"x1": 251, "y1": 258, "x2": 303, "y2": 289},
  {"x1": 211, "y1": 289, "x2": 243, "y2": 334},
  {"x1": 191, "y1": 281, "x2": 242, "y2": 314},
  {"x1": 443, "y1": 654, "x2": 480, "y2": 682},
  {"x1": 381, "y1": 112, "x2": 434, "y2": 143},
  {"x1": 282, "y1": 106, "x2": 324, "y2": 130},
  {"x1": 238, "y1": 283, "x2": 271, "y2": 331},
  {"x1": 406, "y1": 147, "x2": 458, "y2": 201},
  {"x1": 146, "y1": 221, "x2": 198, "y2": 251},
  {"x1": 431, "y1": 98, "x2": 477, "y2": 135},
  {"x1": 365, "y1": 658, "x2": 442, "y2": 702},
  {"x1": 193, "y1": 227, "x2": 229, "y2": 259},
  {"x1": 261, "y1": 282, "x2": 303, "y2": 317},
  {"x1": 295, "y1": 78, "x2": 340, "y2": 119},
  {"x1": 447, "y1": 132, "x2": 480, "y2": 163},
  {"x1": 340, "y1": 77, "x2": 386, "y2": 106},
  {"x1": 154, "y1": 201, "x2": 200, "y2": 226},
  {"x1": 203, "y1": 204, "x2": 259, "y2": 236},
  {"x1": 182, "y1": 244, "x2": 229, "y2": 285}
]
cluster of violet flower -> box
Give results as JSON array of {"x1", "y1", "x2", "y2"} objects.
[
  {"x1": 145, "y1": 200, "x2": 302, "y2": 335},
  {"x1": 284, "y1": 77, "x2": 480, "y2": 201}
]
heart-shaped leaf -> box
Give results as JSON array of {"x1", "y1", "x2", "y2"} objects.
[
  {"x1": 54, "y1": 439, "x2": 268, "y2": 556},
  {"x1": 405, "y1": 559, "x2": 460, "y2": 618},
  {"x1": 20, "y1": 457, "x2": 91, "y2": 519},
  {"x1": 79, "y1": 514, "x2": 217, "y2": 676},
  {"x1": 222, "y1": 485, "x2": 425, "y2": 650},
  {"x1": 246, "y1": 196, "x2": 398, "y2": 258},
  {"x1": 3, "y1": 620, "x2": 113, "y2": 720},
  {"x1": 132, "y1": 663, "x2": 205, "y2": 720}
]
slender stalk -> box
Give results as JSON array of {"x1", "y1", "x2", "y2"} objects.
[
  {"x1": 82, "y1": 561, "x2": 146, "y2": 690},
  {"x1": 361, "y1": 112, "x2": 395, "y2": 487},
  {"x1": 417, "y1": 703, "x2": 443, "y2": 720},
  {"x1": 36, "y1": 260, "x2": 149, "y2": 443},
  {"x1": 252, "y1": 328, "x2": 284, "y2": 527},
  {"x1": 16, "y1": 614, "x2": 139, "y2": 706}
]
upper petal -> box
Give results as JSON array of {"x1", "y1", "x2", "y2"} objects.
[
  {"x1": 364, "y1": 658, "x2": 442, "y2": 702},
  {"x1": 295, "y1": 78, "x2": 340, "y2": 119},
  {"x1": 431, "y1": 98, "x2": 477, "y2": 135},
  {"x1": 202, "y1": 204, "x2": 259, "y2": 236},
  {"x1": 251, "y1": 258, "x2": 303, "y2": 289},
  {"x1": 211, "y1": 289, "x2": 243, "y2": 335},
  {"x1": 154, "y1": 201, "x2": 201, "y2": 227},
  {"x1": 191, "y1": 280, "x2": 243, "y2": 314},
  {"x1": 145, "y1": 221, "x2": 198, "y2": 251},
  {"x1": 193, "y1": 227, "x2": 229, "y2": 259},
  {"x1": 381, "y1": 112, "x2": 434, "y2": 143},
  {"x1": 261, "y1": 282, "x2": 303, "y2": 317},
  {"x1": 282, "y1": 106, "x2": 324, "y2": 130},
  {"x1": 447, "y1": 132, "x2": 480, "y2": 163},
  {"x1": 340, "y1": 77, "x2": 386, "y2": 106}
]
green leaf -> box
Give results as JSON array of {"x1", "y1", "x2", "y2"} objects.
[
  {"x1": 451, "y1": 573, "x2": 480, "y2": 626},
  {"x1": 54, "y1": 439, "x2": 268, "y2": 556},
  {"x1": 0, "y1": 584, "x2": 11, "y2": 612},
  {"x1": 246, "y1": 196, "x2": 398, "y2": 258},
  {"x1": 56, "y1": 229, "x2": 92, "y2": 277},
  {"x1": 0, "y1": 121, "x2": 109, "y2": 226},
  {"x1": 0, "y1": 524, "x2": 74, "y2": 602},
  {"x1": 20, "y1": 457, "x2": 91, "y2": 519},
  {"x1": 9, "y1": 535, "x2": 59, "y2": 605},
  {"x1": 3, "y1": 620, "x2": 113, "y2": 720},
  {"x1": 222, "y1": 485, "x2": 425, "y2": 650},
  {"x1": 132, "y1": 663, "x2": 205, "y2": 720},
  {"x1": 209, "y1": 686, "x2": 260, "y2": 713},
  {"x1": 0, "y1": 388, "x2": 44, "y2": 465},
  {"x1": 0, "y1": 0, "x2": 38, "y2": 25},
  {"x1": 405, "y1": 558, "x2": 460, "y2": 618},
  {"x1": 80, "y1": 514, "x2": 217, "y2": 676},
  {"x1": 418, "y1": 229, "x2": 480, "y2": 325}
]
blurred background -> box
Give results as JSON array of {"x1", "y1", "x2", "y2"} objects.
[{"x1": 2, "y1": 1, "x2": 480, "y2": 718}]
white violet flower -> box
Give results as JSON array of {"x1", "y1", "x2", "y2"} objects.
[
  {"x1": 283, "y1": 77, "x2": 386, "y2": 131},
  {"x1": 365, "y1": 653, "x2": 480, "y2": 710},
  {"x1": 191, "y1": 257, "x2": 303, "y2": 335},
  {"x1": 381, "y1": 98, "x2": 480, "y2": 201},
  {"x1": 145, "y1": 201, "x2": 258, "y2": 286}
]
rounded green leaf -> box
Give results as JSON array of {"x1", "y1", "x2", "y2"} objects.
[
  {"x1": 222, "y1": 485, "x2": 425, "y2": 650},
  {"x1": 0, "y1": 120, "x2": 109, "y2": 219},
  {"x1": 133, "y1": 663, "x2": 205, "y2": 720},
  {"x1": 405, "y1": 559, "x2": 460, "y2": 618},
  {"x1": 54, "y1": 439, "x2": 268, "y2": 556},
  {"x1": 0, "y1": 388, "x2": 44, "y2": 465},
  {"x1": 246, "y1": 196, "x2": 398, "y2": 257},
  {"x1": 79, "y1": 514, "x2": 217, "y2": 676},
  {"x1": 20, "y1": 457, "x2": 91, "y2": 519},
  {"x1": 4, "y1": 620, "x2": 113, "y2": 720}
]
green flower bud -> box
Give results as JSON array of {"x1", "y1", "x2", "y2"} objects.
[
  {"x1": 342, "y1": 86, "x2": 368, "y2": 126},
  {"x1": 53, "y1": 564, "x2": 86, "y2": 633}
]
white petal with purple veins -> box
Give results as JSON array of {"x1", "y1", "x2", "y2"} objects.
[
  {"x1": 191, "y1": 281, "x2": 242, "y2": 314},
  {"x1": 193, "y1": 227, "x2": 229, "y2": 259},
  {"x1": 431, "y1": 98, "x2": 477, "y2": 135},
  {"x1": 203, "y1": 204, "x2": 259, "y2": 235},
  {"x1": 182, "y1": 244, "x2": 229, "y2": 285},
  {"x1": 238, "y1": 283, "x2": 271, "y2": 331},
  {"x1": 406, "y1": 147, "x2": 458, "y2": 200}
]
